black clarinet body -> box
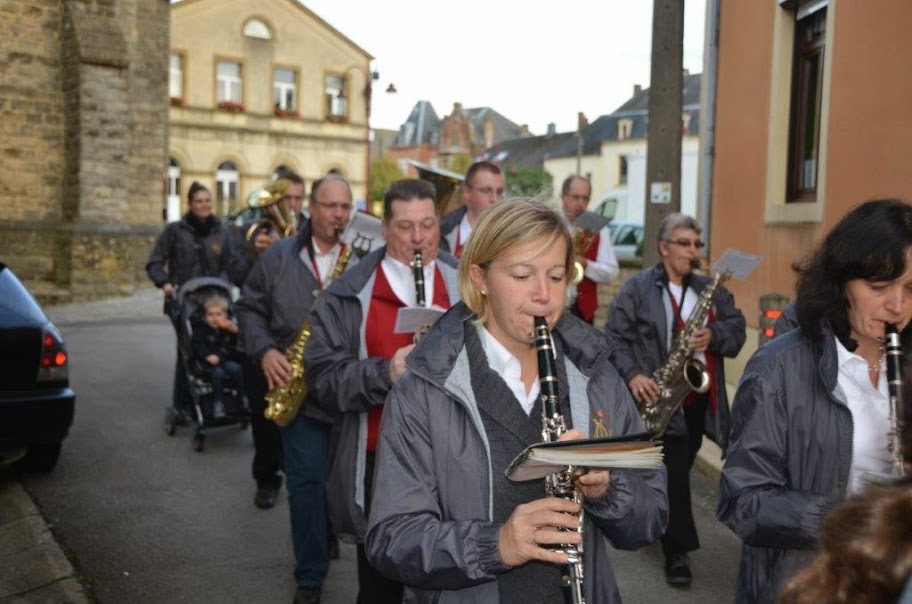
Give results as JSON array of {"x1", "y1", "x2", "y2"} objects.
[
  {"x1": 534, "y1": 317, "x2": 586, "y2": 604},
  {"x1": 412, "y1": 250, "x2": 426, "y2": 307},
  {"x1": 885, "y1": 323, "x2": 906, "y2": 476}
]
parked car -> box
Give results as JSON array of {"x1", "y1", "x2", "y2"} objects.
[
  {"x1": 0, "y1": 262, "x2": 75, "y2": 472},
  {"x1": 609, "y1": 220, "x2": 645, "y2": 262}
]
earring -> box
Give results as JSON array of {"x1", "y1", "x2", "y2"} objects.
[{"x1": 481, "y1": 289, "x2": 487, "y2": 296}]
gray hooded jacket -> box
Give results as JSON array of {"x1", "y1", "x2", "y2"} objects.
[
  {"x1": 365, "y1": 303, "x2": 668, "y2": 603},
  {"x1": 717, "y1": 323, "x2": 853, "y2": 603},
  {"x1": 304, "y1": 247, "x2": 460, "y2": 542}
]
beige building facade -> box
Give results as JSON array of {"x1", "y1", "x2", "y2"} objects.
[{"x1": 168, "y1": 0, "x2": 373, "y2": 219}]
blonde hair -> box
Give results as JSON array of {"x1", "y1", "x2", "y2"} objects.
[
  {"x1": 203, "y1": 295, "x2": 229, "y2": 313},
  {"x1": 458, "y1": 199, "x2": 573, "y2": 325}
]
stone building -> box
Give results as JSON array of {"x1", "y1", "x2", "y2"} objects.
[
  {"x1": 0, "y1": 0, "x2": 169, "y2": 302},
  {"x1": 168, "y1": 0, "x2": 373, "y2": 219}
]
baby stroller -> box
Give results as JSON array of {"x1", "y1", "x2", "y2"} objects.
[{"x1": 164, "y1": 277, "x2": 249, "y2": 451}]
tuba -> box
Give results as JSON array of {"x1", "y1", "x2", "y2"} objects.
[
  {"x1": 642, "y1": 265, "x2": 729, "y2": 437},
  {"x1": 410, "y1": 160, "x2": 465, "y2": 217},
  {"x1": 244, "y1": 179, "x2": 297, "y2": 250},
  {"x1": 535, "y1": 317, "x2": 586, "y2": 604},
  {"x1": 264, "y1": 237, "x2": 353, "y2": 427}
]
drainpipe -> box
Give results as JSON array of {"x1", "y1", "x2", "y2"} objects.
[{"x1": 699, "y1": 0, "x2": 721, "y2": 251}]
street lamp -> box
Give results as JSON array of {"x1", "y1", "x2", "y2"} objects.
[{"x1": 335, "y1": 66, "x2": 396, "y2": 208}]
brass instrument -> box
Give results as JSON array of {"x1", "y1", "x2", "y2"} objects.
[
  {"x1": 244, "y1": 179, "x2": 297, "y2": 249},
  {"x1": 571, "y1": 228, "x2": 597, "y2": 284},
  {"x1": 412, "y1": 250, "x2": 426, "y2": 307},
  {"x1": 263, "y1": 240, "x2": 353, "y2": 427},
  {"x1": 885, "y1": 323, "x2": 906, "y2": 476},
  {"x1": 535, "y1": 317, "x2": 586, "y2": 604},
  {"x1": 643, "y1": 267, "x2": 729, "y2": 437},
  {"x1": 410, "y1": 160, "x2": 465, "y2": 217}
]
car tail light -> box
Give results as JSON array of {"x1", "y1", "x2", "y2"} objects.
[{"x1": 37, "y1": 328, "x2": 69, "y2": 383}]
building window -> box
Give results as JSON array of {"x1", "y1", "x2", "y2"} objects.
[
  {"x1": 167, "y1": 158, "x2": 182, "y2": 223},
  {"x1": 618, "y1": 119, "x2": 633, "y2": 140},
  {"x1": 274, "y1": 68, "x2": 297, "y2": 112},
  {"x1": 618, "y1": 155, "x2": 628, "y2": 185},
  {"x1": 243, "y1": 18, "x2": 271, "y2": 40},
  {"x1": 325, "y1": 74, "x2": 348, "y2": 120},
  {"x1": 169, "y1": 53, "x2": 183, "y2": 100},
  {"x1": 787, "y1": 2, "x2": 826, "y2": 203},
  {"x1": 217, "y1": 61, "x2": 242, "y2": 104},
  {"x1": 215, "y1": 161, "x2": 239, "y2": 216}
]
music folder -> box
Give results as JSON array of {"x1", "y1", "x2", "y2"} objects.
[{"x1": 505, "y1": 433, "x2": 664, "y2": 482}]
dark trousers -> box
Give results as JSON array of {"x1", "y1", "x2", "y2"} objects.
[
  {"x1": 356, "y1": 451, "x2": 403, "y2": 604},
  {"x1": 172, "y1": 354, "x2": 191, "y2": 411},
  {"x1": 244, "y1": 358, "x2": 283, "y2": 488},
  {"x1": 660, "y1": 393, "x2": 709, "y2": 557}
]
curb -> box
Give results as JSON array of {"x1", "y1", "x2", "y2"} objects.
[{"x1": 0, "y1": 473, "x2": 90, "y2": 603}]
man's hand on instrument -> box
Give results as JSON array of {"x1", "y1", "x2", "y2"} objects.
[
  {"x1": 628, "y1": 374, "x2": 661, "y2": 406},
  {"x1": 558, "y1": 429, "x2": 611, "y2": 499},
  {"x1": 498, "y1": 497, "x2": 582, "y2": 567},
  {"x1": 689, "y1": 326, "x2": 712, "y2": 352},
  {"x1": 261, "y1": 348, "x2": 292, "y2": 390},
  {"x1": 389, "y1": 344, "x2": 415, "y2": 383}
]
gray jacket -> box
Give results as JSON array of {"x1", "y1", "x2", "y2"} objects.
[
  {"x1": 717, "y1": 324, "x2": 852, "y2": 603},
  {"x1": 365, "y1": 303, "x2": 668, "y2": 603},
  {"x1": 236, "y1": 222, "x2": 352, "y2": 422},
  {"x1": 304, "y1": 247, "x2": 460, "y2": 542},
  {"x1": 145, "y1": 214, "x2": 247, "y2": 289},
  {"x1": 604, "y1": 264, "x2": 746, "y2": 448}
]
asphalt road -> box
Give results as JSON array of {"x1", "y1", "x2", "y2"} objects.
[{"x1": 23, "y1": 302, "x2": 740, "y2": 603}]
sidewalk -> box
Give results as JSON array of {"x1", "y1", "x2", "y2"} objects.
[{"x1": 0, "y1": 288, "x2": 164, "y2": 603}]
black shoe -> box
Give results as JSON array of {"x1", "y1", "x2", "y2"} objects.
[
  {"x1": 665, "y1": 553, "x2": 692, "y2": 586},
  {"x1": 254, "y1": 476, "x2": 282, "y2": 509},
  {"x1": 293, "y1": 586, "x2": 321, "y2": 604}
]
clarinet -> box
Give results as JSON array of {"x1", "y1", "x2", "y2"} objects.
[
  {"x1": 885, "y1": 323, "x2": 906, "y2": 476},
  {"x1": 534, "y1": 316, "x2": 586, "y2": 604},
  {"x1": 412, "y1": 250, "x2": 426, "y2": 307}
]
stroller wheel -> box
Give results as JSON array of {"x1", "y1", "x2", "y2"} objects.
[
  {"x1": 164, "y1": 408, "x2": 178, "y2": 436},
  {"x1": 192, "y1": 434, "x2": 205, "y2": 452}
]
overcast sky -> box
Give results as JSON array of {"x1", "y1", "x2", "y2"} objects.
[{"x1": 301, "y1": 0, "x2": 708, "y2": 134}]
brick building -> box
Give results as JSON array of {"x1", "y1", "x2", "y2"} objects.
[{"x1": 0, "y1": 0, "x2": 169, "y2": 302}]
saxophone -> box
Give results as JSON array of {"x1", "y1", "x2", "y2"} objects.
[
  {"x1": 885, "y1": 323, "x2": 906, "y2": 476},
  {"x1": 535, "y1": 317, "x2": 586, "y2": 604},
  {"x1": 263, "y1": 241, "x2": 353, "y2": 427},
  {"x1": 642, "y1": 267, "x2": 729, "y2": 437}
]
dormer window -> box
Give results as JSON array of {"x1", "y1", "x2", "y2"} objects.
[
  {"x1": 618, "y1": 118, "x2": 633, "y2": 140},
  {"x1": 243, "y1": 18, "x2": 271, "y2": 40}
]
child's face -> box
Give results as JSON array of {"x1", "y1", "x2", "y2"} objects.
[{"x1": 204, "y1": 305, "x2": 228, "y2": 328}]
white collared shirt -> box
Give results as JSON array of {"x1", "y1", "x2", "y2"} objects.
[
  {"x1": 834, "y1": 337, "x2": 893, "y2": 493},
  {"x1": 561, "y1": 210, "x2": 620, "y2": 284},
  {"x1": 380, "y1": 255, "x2": 438, "y2": 308},
  {"x1": 457, "y1": 213, "x2": 473, "y2": 250},
  {"x1": 299, "y1": 241, "x2": 343, "y2": 288},
  {"x1": 477, "y1": 323, "x2": 541, "y2": 416},
  {"x1": 667, "y1": 281, "x2": 707, "y2": 366}
]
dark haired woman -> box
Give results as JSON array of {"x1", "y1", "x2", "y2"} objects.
[
  {"x1": 717, "y1": 198, "x2": 912, "y2": 603},
  {"x1": 146, "y1": 181, "x2": 247, "y2": 420}
]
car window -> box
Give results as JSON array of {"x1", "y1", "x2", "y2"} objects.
[{"x1": 0, "y1": 267, "x2": 48, "y2": 325}]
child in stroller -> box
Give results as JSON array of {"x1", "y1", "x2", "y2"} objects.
[
  {"x1": 165, "y1": 277, "x2": 249, "y2": 451},
  {"x1": 191, "y1": 294, "x2": 244, "y2": 419}
]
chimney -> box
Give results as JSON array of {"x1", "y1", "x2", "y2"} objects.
[
  {"x1": 546, "y1": 122, "x2": 556, "y2": 138},
  {"x1": 634, "y1": 84, "x2": 643, "y2": 97},
  {"x1": 577, "y1": 112, "x2": 588, "y2": 131},
  {"x1": 452, "y1": 102, "x2": 463, "y2": 114},
  {"x1": 519, "y1": 124, "x2": 530, "y2": 137}
]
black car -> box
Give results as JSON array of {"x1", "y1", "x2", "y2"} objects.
[{"x1": 0, "y1": 262, "x2": 75, "y2": 472}]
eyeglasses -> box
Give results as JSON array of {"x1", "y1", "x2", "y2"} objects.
[
  {"x1": 665, "y1": 238, "x2": 705, "y2": 250},
  {"x1": 312, "y1": 200, "x2": 353, "y2": 212}
]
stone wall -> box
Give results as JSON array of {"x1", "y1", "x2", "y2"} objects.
[{"x1": 0, "y1": 0, "x2": 168, "y2": 304}]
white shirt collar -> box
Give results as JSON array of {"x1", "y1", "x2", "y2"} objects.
[
  {"x1": 476, "y1": 323, "x2": 541, "y2": 415},
  {"x1": 380, "y1": 254, "x2": 436, "y2": 308}
]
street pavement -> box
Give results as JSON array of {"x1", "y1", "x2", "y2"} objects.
[{"x1": 0, "y1": 289, "x2": 737, "y2": 603}]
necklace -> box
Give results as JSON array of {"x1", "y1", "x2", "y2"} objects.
[{"x1": 868, "y1": 343, "x2": 886, "y2": 373}]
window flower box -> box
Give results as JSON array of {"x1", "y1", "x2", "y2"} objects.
[
  {"x1": 274, "y1": 107, "x2": 301, "y2": 118},
  {"x1": 170, "y1": 96, "x2": 184, "y2": 107},
  {"x1": 217, "y1": 101, "x2": 246, "y2": 113}
]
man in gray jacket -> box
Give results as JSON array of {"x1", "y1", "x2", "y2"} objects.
[
  {"x1": 305, "y1": 179, "x2": 460, "y2": 604},
  {"x1": 236, "y1": 174, "x2": 354, "y2": 604}
]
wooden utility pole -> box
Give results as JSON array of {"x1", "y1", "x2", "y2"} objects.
[{"x1": 643, "y1": 0, "x2": 685, "y2": 267}]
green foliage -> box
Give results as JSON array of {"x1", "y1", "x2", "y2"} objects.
[
  {"x1": 505, "y1": 166, "x2": 553, "y2": 199},
  {"x1": 369, "y1": 157, "x2": 405, "y2": 203},
  {"x1": 446, "y1": 153, "x2": 473, "y2": 175}
]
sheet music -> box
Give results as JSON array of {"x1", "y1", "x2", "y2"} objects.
[
  {"x1": 711, "y1": 248, "x2": 761, "y2": 280},
  {"x1": 573, "y1": 211, "x2": 611, "y2": 233},
  {"x1": 393, "y1": 306, "x2": 445, "y2": 334}
]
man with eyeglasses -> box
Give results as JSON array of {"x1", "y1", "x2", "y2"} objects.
[
  {"x1": 604, "y1": 212, "x2": 745, "y2": 588},
  {"x1": 236, "y1": 173, "x2": 356, "y2": 604},
  {"x1": 440, "y1": 160, "x2": 505, "y2": 259},
  {"x1": 304, "y1": 179, "x2": 460, "y2": 604}
]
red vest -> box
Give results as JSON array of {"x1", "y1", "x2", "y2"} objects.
[
  {"x1": 364, "y1": 263, "x2": 450, "y2": 451},
  {"x1": 575, "y1": 232, "x2": 600, "y2": 323}
]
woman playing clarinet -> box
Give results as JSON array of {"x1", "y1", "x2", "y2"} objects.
[{"x1": 365, "y1": 199, "x2": 667, "y2": 603}]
